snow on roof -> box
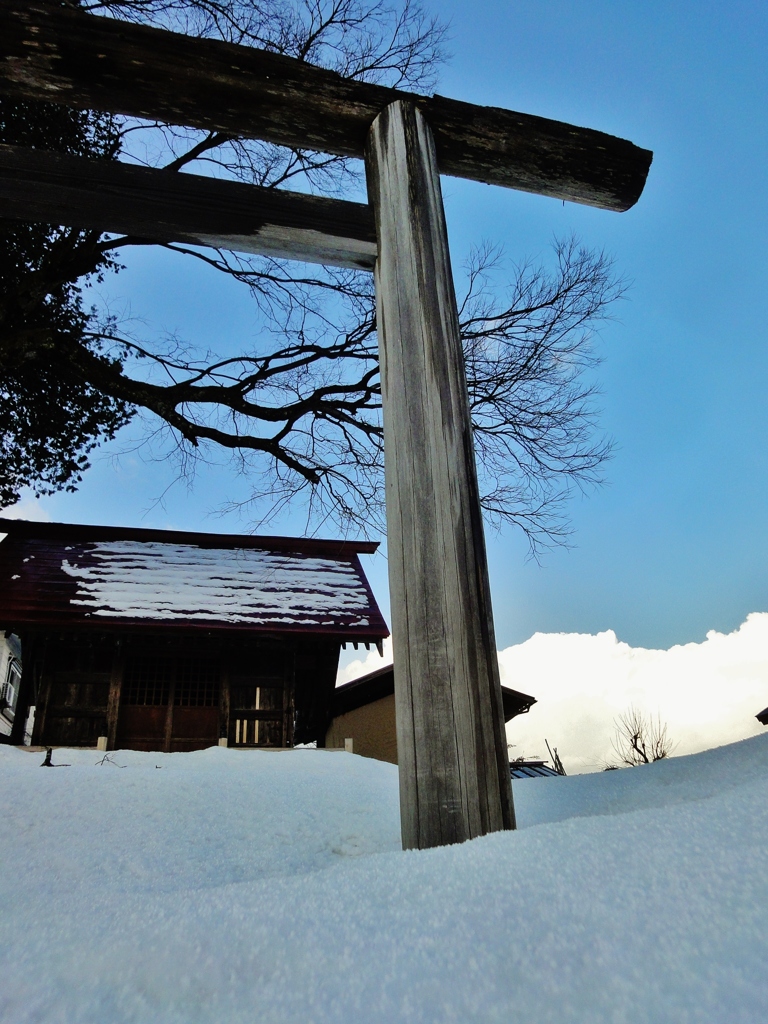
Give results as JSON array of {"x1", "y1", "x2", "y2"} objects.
[
  {"x1": 61, "y1": 540, "x2": 372, "y2": 626},
  {"x1": 0, "y1": 520, "x2": 388, "y2": 638}
]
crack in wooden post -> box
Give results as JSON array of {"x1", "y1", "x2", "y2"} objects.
[{"x1": 366, "y1": 100, "x2": 516, "y2": 851}]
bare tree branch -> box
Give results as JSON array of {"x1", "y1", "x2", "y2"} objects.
[
  {"x1": 607, "y1": 707, "x2": 675, "y2": 768},
  {"x1": 2, "y1": 1, "x2": 624, "y2": 554}
]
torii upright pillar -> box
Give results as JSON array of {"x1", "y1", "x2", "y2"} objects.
[{"x1": 366, "y1": 101, "x2": 515, "y2": 850}]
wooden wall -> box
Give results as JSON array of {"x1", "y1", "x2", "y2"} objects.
[{"x1": 29, "y1": 633, "x2": 341, "y2": 752}]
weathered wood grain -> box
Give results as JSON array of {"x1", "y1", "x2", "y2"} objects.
[
  {"x1": 0, "y1": 143, "x2": 377, "y2": 269},
  {"x1": 366, "y1": 100, "x2": 516, "y2": 851},
  {"x1": 219, "y1": 669, "x2": 230, "y2": 745},
  {"x1": 105, "y1": 648, "x2": 123, "y2": 752},
  {"x1": 0, "y1": 1, "x2": 652, "y2": 211}
]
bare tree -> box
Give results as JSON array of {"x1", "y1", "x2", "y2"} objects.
[
  {"x1": 1, "y1": 0, "x2": 624, "y2": 553},
  {"x1": 607, "y1": 707, "x2": 674, "y2": 769}
]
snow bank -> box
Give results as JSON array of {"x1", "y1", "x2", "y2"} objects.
[{"x1": 1, "y1": 735, "x2": 767, "y2": 1023}]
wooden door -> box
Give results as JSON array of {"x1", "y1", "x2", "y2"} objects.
[
  {"x1": 116, "y1": 654, "x2": 220, "y2": 752},
  {"x1": 115, "y1": 656, "x2": 171, "y2": 751},
  {"x1": 170, "y1": 659, "x2": 220, "y2": 752},
  {"x1": 37, "y1": 642, "x2": 112, "y2": 747},
  {"x1": 228, "y1": 648, "x2": 293, "y2": 748}
]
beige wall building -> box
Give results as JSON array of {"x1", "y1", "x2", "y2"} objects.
[
  {"x1": 325, "y1": 666, "x2": 536, "y2": 765},
  {"x1": 326, "y1": 691, "x2": 398, "y2": 763}
]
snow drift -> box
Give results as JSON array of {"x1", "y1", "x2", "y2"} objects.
[{"x1": 1, "y1": 734, "x2": 766, "y2": 1023}]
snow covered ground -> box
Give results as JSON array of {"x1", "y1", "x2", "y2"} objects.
[{"x1": 1, "y1": 735, "x2": 767, "y2": 1023}]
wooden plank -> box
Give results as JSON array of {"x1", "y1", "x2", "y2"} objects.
[
  {"x1": 0, "y1": 2, "x2": 652, "y2": 212},
  {"x1": 45, "y1": 707, "x2": 108, "y2": 719},
  {"x1": 163, "y1": 675, "x2": 175, "y2": 755},
  {"x1": 366, "y1": 100, "x2": 516, "y2": 851},
  {"x1": 30, "y1": 645, "x2": 51, "y2": 747},
  {"x1": 283, "y1": 651, "x2": 295, "y2": 748},
  {"x1": 0, "y1": 143, "x2": 377, "y2": 270},
  {"x1": 231, "y1": 710, "x2": 283, "y2": 721},
  {"x1": 219, "y1": 668, "x2": 230, "y2": 746},
  {"x1": 105, "y1": 645, "x2": 123, "y2": 751}
]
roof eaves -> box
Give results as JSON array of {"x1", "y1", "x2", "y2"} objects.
[{"x1": 0, "y1": 518, "x2": 380, "y2": 557}]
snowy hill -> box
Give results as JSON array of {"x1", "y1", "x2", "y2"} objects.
[{"x1": 2, "y1": 735, "x2": 767, "y2": 1023}]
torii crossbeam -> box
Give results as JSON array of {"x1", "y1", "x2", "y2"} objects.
[{"x1": 0, "y1": 1, "x2": 652, "y2": 850}]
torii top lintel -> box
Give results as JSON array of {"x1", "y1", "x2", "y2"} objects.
[{"x1": 0, "y1": 2, "x2": 652, "y2": 213}]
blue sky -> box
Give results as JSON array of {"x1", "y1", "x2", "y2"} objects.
[{"x1": 15, "y1": 0, "x2": 768, "y2": 651}]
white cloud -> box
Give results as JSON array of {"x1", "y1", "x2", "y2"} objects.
[
  {"x1": 337, "y1": 615, "x2": 768, "y2": 775},
  {"x1": 337, "y1": 638, "x2": 393, "y2": 685},
  {"x1": 501, "y1": 613, "x2": 768, "y2": 773},
  {"x1": 1, "y1": 496, "x2": 51, "y2": 522}
]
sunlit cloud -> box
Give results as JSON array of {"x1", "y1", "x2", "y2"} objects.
[
  {"x1": 337, "y1": 638, "x2": 393, "y2": 684},
  {"x1": 337, "y1": 616, "x2": 768, "y2": 774},
  {"x1": 501, "y1": 614, "x2": 768, "y2": 773},
  {"x1": 0, "y1": 495, "x2": 51, "y2": 522}
]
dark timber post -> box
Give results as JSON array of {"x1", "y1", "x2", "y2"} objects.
[
  {"x1": 366, "y1": 101, "x2": 515, "y2": 850},
  {"x1": 105, "y1": 642, "x2": 123, "y2": 751}
]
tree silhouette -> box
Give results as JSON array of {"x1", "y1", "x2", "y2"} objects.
[{"x1": 1, "y1": 0, "x2": 623, "y2": 552}]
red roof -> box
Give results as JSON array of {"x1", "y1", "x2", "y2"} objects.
[{"x1": 0, "y1": 519, "x2": 388, "y2": 641}]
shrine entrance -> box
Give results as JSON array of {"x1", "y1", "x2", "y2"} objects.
[
  {"x1": 0, "y1": 1, "x2": 652, "y2": 848},
  {"x1": 115, "y1": 646, "x2": 294, "y2": 752},
  {"x1": 117, "y1": 654, "x2": 221, "y2": 753}
]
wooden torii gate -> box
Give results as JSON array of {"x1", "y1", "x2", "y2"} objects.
[{"x1": 0, "y1": 2, "x2": 652, "y2": 850}]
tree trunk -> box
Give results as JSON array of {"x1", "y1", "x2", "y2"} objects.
[{"x1": 366, "y1": 100, "x2": 516, "y2": 851}]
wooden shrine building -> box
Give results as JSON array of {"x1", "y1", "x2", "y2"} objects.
[{"x1": 0, "y1": 518, "x2": 388, "y2": 752}]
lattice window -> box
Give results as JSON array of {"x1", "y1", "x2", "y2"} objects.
[
  {"x1": 122, "y1": 656, "x2": 220, "y2": 707},
  {"x1": 122, "y1": 658, "x2": 172, "y2": 706},
  {"x1": 175, "y1": 660, "x2": 219, "y2": 707}
]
